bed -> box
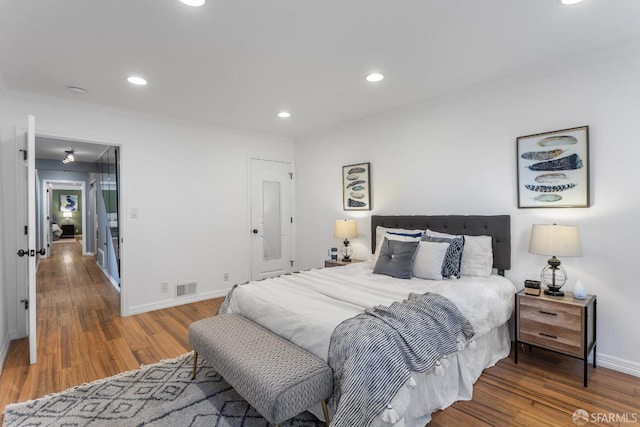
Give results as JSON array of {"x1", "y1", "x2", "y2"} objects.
[{"x1": 221, "y1": 215, "x2": 516, "y2": 426}]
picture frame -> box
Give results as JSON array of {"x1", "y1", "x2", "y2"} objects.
[
  {"x1": 60, "y1": 194, "x2": 79, "y2": 212},
  {"x1": 517, "y1": 126, "x2": 589, "y2": 208},
  {"x1": 342, "y1": 162, "x2": 371, "y2": 210}
]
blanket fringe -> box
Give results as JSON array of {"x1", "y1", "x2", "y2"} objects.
[
  {"x1": 441, "y1": 355, "x2": 450, "y2": 368},
  {"x1": 406, "y1": 376, "x2": 417, "y2": 389},
  {"x1": 381, "y1": 405, "x2": 401, "y2": 424},
  {"x1": 434, "y1": 361, "x2": 444, "y2": 376}
]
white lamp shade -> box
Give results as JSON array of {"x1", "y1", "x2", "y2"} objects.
[
  {"x1": 334, "y1": 220, "x2": 357, "y2": 239},
  {"x1": 63, "y1": 212, "x2": 73, "y2": 218},
  {"x1": 529, "y1": 224, "x2": 581, "y2": 257}
]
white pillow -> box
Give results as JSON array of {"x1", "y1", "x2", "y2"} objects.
[
  {"x1": 460, "y1": 235, "x2": 493, "y2": 277},
  {"x1": 372, "y1": 226, "x2": 424, "y2": 264},
  {"x1": 425, "y1": 229, "x2": 461, "y2": 239},
  {"x1": 412, "y1": 241, "x2": 450, "y2": 280},
  {"x1": 426, "y1": 229, "x2": 493, "y2": 277}
]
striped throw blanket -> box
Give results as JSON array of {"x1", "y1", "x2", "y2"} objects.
[{"x1": 328, "y1": 292, "x2": 475, "y2": 427}]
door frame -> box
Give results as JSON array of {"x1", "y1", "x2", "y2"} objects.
[
  {"x1": 248, "y1": 157, "x2": 296, "y2": 281},
  {"x1": 31, "y1": 130, "x2": 127, "y2": 317},
  {"x1": 43, "y1": 180, "x2": 88, "y2": 254}
]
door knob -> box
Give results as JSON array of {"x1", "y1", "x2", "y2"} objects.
[
  {"x1": 37, "y1": 248, "x2": 46, "y2": 256},
  {"x1": 252, "y1": 229, "x2": 258, "y2": 234},
  {"x1": 17, "y1": 249, "x2": 28, "y2": 257}
]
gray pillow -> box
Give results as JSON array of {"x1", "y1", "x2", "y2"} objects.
[{"x1": 373, "y1": 238, "x2": 419, "y2": 279}]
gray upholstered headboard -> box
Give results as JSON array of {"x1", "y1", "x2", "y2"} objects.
[{"x1": 371, "y1": 215, "x2": 511, "y2": 275}]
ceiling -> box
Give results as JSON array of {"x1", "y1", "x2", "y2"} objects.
[
  {"x1": 2, "y1": 1, "x2": 640, "y2": 139},
  {"x1": 34, "y1": 136, "x2": 109, "y2": 163}
]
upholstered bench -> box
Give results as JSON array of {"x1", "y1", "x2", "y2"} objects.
[{"x1": 189, "y1": 313, "x2": 332, "y2": 427}]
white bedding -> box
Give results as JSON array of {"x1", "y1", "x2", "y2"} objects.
[{"x1": 226, "y1": 261, "x2": 517, "y2": 426}]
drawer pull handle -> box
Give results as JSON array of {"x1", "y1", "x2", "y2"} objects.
[
  {"x1": 539, "y1": 310, "x2": 557, "y2": 316},
  {"x1": 539, "y1": 332, "x2": 557, "y2": 339}
]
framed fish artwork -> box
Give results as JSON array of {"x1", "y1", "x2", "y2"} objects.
[
  {"x1": 517, "y1": 126, "x2": 589, "y2": 208},
  {"x1": 342, "y1": 162, "x2": 371, "y2": 210}
]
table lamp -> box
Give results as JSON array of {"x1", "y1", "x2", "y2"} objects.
[
  {"x1": 334, "y1": 220, "x2": 357, "y2": 262},
  {"x1": 529, "y1": 224, "x2": 581, "y2": 296}
]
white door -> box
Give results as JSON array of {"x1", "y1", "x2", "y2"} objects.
[
  {"x1": 15, "y1": 115, "x2": 38, "y2": 364},
  {"x1": 250, "y1": 159, "x2": 293, "y2": 281}
]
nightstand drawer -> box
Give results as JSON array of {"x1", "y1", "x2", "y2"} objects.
[
  {"x1": 519, "y1": 298, "x2": 582, "y2": 328},
  {"x1": 518, "y1": 319, "x2": 582, "y2": 356}
]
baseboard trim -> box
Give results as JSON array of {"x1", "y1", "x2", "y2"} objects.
[
  {"x1": 95, "y1": 262, "x2": 120, "y2": 291},
  {"x1": 597, "y1": 353, "x2": 640, "y2": 378},
  {"x1": 127, "y1": 288, "x2": 230, "y2": 316}
]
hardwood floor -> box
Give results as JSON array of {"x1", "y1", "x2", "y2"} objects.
[
  {"x1": 1, "y1": 239, "x2": 638, "y2": 426},
  {"x1": 430, "y1": 347, "x2": 640, "y2": 426},
  {"x1": 0, "y1": 240, "x2": 221, "y2": 423}
]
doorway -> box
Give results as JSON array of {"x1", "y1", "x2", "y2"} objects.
[
  {"x1": 34, "y1": 136, "x2": 121, "y2": 289},
  {"x1": 41, "y1": 181, "x2": 87, "y2": 259}
]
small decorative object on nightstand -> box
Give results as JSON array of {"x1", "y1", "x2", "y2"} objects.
[
  {"x1": 515, "y1": 290, "x2": 597, "y2": 387},
  {"x1": 573, "y1": 279, "x2": 587, "y2": 300}
]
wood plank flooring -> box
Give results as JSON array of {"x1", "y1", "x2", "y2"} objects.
[
  {"x1": 1, "y1": 239, "x2": 638, "y2": 426},
  {"x1": 0, "y1": 240, "x2": 220, "y2": 423}
]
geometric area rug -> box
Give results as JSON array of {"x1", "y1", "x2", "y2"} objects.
[{"x1": 3, "y1": 353, "x2": 323, "y2": 426}]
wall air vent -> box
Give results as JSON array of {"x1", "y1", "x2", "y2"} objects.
[{"x1": 176, "y1": 281, "x2": 197, "y2": 297}]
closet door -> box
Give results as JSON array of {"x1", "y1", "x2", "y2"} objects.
[{"x1": 250, "y1": 159, "x2": 293, "y2": 281}]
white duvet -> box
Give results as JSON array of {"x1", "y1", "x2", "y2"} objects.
[
  {"x1": 226, "y1": 261, "x2": 517, "y2": 426},
  {"x1": 227, "y1": 261, "x2": 516, "y2": 361}
]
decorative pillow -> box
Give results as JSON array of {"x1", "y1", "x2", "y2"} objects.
[
  {"x1": 372, "y1": 227, "x2": 424, "y2": 264},
  {"x1": 373, "y1": 238, "x2": 420, "y2": 279},
  {"x1": 411, "y1": 241, "x2": 450, "y2": 281},
  {"x1": 460, "y1": 235, "x2": 493, "y2": 278},
  {"x1": 426, "y1": 229, "x2": 493, "y2": 277},
  {"x1": 425, "y1": 229, "x2": 461, "y2": 239},
  {"x1": 422, "y1": 235, "x2": 464, "y2": 279}
]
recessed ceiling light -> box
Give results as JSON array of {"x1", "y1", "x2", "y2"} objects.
[
  {"x1": 127, "y1": 76, "x2": 148, "y2": 86},
  {"x1": 559, "y1": 0, "x2": 584, "y2": 4},
  {"x1": 277, "y1": 112, "x2": 291, "y2": 118},
  {"x1": 179, "y1": 0, "x2": 205, "y2": 6},
  {"x1": 366, "y1": 73, "x2": 384, "y2": 82},
  {"x1": 67, "y1": 86, "x2": 87, "y2": 94}
]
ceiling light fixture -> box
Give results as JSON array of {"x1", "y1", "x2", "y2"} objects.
[
  {"x1": 277, "y1": 111, "x2": 291, "y2": 118},
  {"x1": 179, "y1": 0, "x2": 205, "y2": 6},
  {"x1": 366, "y1": 73, "x2": 384, "y2": 82},
  {"x1": 62, "y1": 150, "x2": 75, "y2": 164},
  {"x1": 127, "y1": 76, "x2": 148, "y2": 86},
  {"x1": 559, "y1": 0, "x2": 584, "y2": 4}
]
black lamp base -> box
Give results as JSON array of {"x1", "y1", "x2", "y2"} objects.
[{"x1": 544, "y1": 287, "x2": 565, "y2": 296}]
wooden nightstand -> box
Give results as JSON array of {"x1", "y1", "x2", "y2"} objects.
[
  {"x1": 515, "y1": 290, "x2": 597, "y2": 387},
  {"x1": 324, "y1": 259, "x2": 363, "y2": 268}
]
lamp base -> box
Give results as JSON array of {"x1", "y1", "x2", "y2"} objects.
[
  {"x1": 544, "y1": 288, "x2": 565, "y2": 297},
  {"x1": 341, "y1": 257, "x2": 352, "y2": 262}
]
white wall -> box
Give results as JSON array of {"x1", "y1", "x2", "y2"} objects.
[
  {"x1": 0, "y1": 92, "x2": 295, "y2": 341},
  {"x1": 295, "y1": 48, "x2": 640, "y2": 375}
]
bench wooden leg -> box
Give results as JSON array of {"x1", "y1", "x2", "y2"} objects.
[
  {"x1": 192, "y1": 351, "x2": 198, "y2": 379},
  {"x1": 321, "y1": 399, "x2": 330, "y2": 427}
]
